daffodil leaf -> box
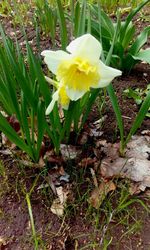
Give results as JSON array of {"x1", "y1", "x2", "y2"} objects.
[{"x1": 132, "y1": 48, "x2": 150, "y2": 64}]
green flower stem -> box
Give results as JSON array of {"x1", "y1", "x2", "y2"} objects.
[{"x1": 105, "y1": 9, "x2": 125, "y2": 155}]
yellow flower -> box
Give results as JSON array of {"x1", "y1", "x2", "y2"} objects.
[
  {"x1": 42, "y1": 34, "x2": 122, "y2": 103},
  {"x1": 45, "y1": 81, "x2": 70, "y2": 115},
  {"x1": 57, "y1": 57, "x2": 100, "y2": 93},
  {"x1": 59, "y1": 85, "x2": 70, "y2": 107}
]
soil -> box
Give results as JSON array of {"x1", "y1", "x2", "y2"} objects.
[
  {"x1": 0, "y1": 4, "x2": 150, "y2": 250},
  {"x1": 101, "y1": 63, "x2": 150, "y2": 142}
]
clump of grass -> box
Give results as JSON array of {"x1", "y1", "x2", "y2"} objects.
[{"x1": 64, "y1": 166, "x2": 150, "y2": 249}]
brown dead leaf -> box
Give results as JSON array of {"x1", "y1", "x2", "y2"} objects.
[
  {"x1": 1, "y1": 133, "x2": 16, "y2": 149},
  {"x1": 100, "y1": 136, "x2": 150, "y2": 192},
  {"x1": 93, "y1": 160, "x2": 101, "y2": 172},
  {"x1": 77, "y1": 131, "x2": 88, "y2": 145},
  {"x1": 89, "y1": 128, "x2": 103, "y2": 137},
  {"x1": 7, "y1": 115, "x2": 20, "y2": 132},
  {"x1": 56, "y1": 186, "x2": 69, "y2": 205},
  {"x1": 0, "y1": 236, "x2": 11, "y2": 249},
  {"x1": 45, "y1": 166, "x2": 70, "y2": 195},
  {"x1": 0, "y1": 237, "x2": 6, "y2": 246},
  {"x1": 38, "y1": 156, "x2": 45, "y2": 168},
  {"x1": 60, "y1": 144, "x2": 82, "y2": 160},
  {"x1": 44, "y1": 152, "x2": 63, "y2": 165},
  {"x1": 39, "y1": 142, "x2": 46, "y2": 157},
  {"x1": 51, "y1": 185, "x2": 73, "y2": 217},
  {"x1": 141, "y1": 130, "x2": 150, "y2": 136},
  {"x1": 93, "y1": 148, "x2": 102, "y2": 158},
  {"x1": 95, "y1": 139, "x2": 107, "y2": 148},
  {"x1": 127, "y1": 136, "x2": 150, "y2": 159},
  {"x1": 129, "y1": 182, "x2": 142, "y2": 195},
  {"x1": 59, "y1": 166, "x2": 65, "y2": 175},
  {"x1": 48, "y1": 166, "x2": 64, "y2": 178},
  {"x1": 78, "y1": 157, "x2": 97, "y2": 167},
  {"x1": 0, "y1": 149, "x2": 13, "y2": 156},
  {"x1": 93, "y1": 115, "x2": 107, "y2": 127},
  {"x1": 89, "y1": 181, "x2": 116, "y2": 209},
  {"x1": 50, "y1": 198, "x2": 64, "y2": 217},
  {"x1": 144, "y1": 190, "x2": 150, "y2": 197}
]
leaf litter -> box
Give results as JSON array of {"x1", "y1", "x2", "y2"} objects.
[
  {"x1": 1, "y1": 111, "x2": 150, "y2": 214},
  {"x1": 89, "y1": 180, "x2": 116, "y2": 209},
  {"x1": 100, "y1": 134, "x2": 150, "y2": 192}
]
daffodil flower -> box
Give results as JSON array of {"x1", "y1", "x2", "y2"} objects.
[
  {"x1": 41, "y1": 34, "x2": 122, "y2": 103},
  {"x1": 45, "y1": 77, "x2": 70, "y2": 115}
]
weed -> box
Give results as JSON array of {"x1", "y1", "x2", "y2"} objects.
[
  {"x1": 124, "y1": 84, "x2": 150, "y2": 118},
  {"x1": 64, "y1": 169, "x2": 150, "y2": 249},
  {"x1": 0, "y1": 160, "x2": 6, "y2": 177}
]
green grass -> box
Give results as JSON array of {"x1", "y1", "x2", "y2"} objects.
[
  {"x1": 0, "y1": 0, "x2": 146, "y2": 34},
  {"x1": 0, "y1": 160, "x2": 6, "y2": 177},
  {"x1": 1, "y1": 0, "x2": 150, "y2": 249},
  {"x1": 62, "y1": 163, "x2": 149, "y2": 249}
]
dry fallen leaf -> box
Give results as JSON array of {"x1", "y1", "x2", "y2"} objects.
[
  {"x1": 50, "y1": 185, "x2": 72, "y2": 217},
  {"x1": 50, "y1": 198, "x2": 64, "y2": 217},
  {"x1": 129, "y1": 182, "x2": 142, "y2": 195},
  {"x1": 44, "y1": 151, "x2": 63, "y2": 164},
  {"x1": 89, "y1": 128, "x2": 103, "y2": 137},
  {"x1": 0, "y1": 149, "x2": 13, "y2": 156},
  {"x1": 77, "y1": 131, "x2": 88, "y2": 145},
  {"x1": 60, "y1": 144, "x2": 82, "y2": 160},
  {"x1": 56, "y1": 186, "x2": 69, "y2": 205},
  {"x1": 1, "y1": 133, "x2": 16, "y2": 149},
  {"x1": 37, "y1": 166, "x2": 70, "y2": 195},
  {"x1": 93, "y1": 115, "x2": 107, "y2": 126},
  {"x1": 7, "y1": 115, "x2": 20, "y2": 132},
  {"x1": 0, "y1": 237, "x2": 8, "y2": 248},
  {"x1": 100, "y1": 136, "x2": 150, "y2": 192},
  {"x1": 78, "y1": 157, "x2": 97, "y2": 167},
  {"x1": 38, "y1": 156, "x2": 46, "y2": 168},
  {"x1": 89, "y1": 181, "x2": 116, "y2": 209},
  {"x1": 141, "y1": 130, "x2": 150, "y2": 136}
]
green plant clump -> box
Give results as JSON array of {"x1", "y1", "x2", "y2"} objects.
[
  {"x1": 0, "y1": 0, "x2": 150, "y2": 162},
  {"x1": 124, "y1": 84, "x2": 150, "y2": 117}
]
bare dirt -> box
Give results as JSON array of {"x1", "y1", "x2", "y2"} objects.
[
  {"x1": 0, "y1": 6, "x2": 150, "y2": 250},
  {"x1": 0, "y1": 64, "x2": 150, "y2": 250}
]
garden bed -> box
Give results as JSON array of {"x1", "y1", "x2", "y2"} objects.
[{"x1": 0, "y1": 1, "x2": 150, "y2": 250}]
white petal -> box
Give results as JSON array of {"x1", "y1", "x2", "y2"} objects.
[
  {"x1": 45, "y1": 91, "x2": 59, "y2": 115},
  {"x1": 66, "y1": 88, "x2": 86, "y2": 101},
  {"x1": 41, "y1": 50, "x2": 70, "y2": 74},
  {"x1": 66, "y1": 34, "x2": 102, "y2": 64},
  {"x1": 96, "y1": 60, "x2": 122, "y2": 88}
]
